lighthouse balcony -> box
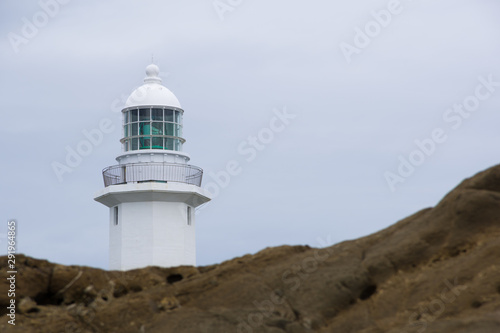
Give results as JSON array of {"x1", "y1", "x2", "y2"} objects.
[{"x1": 102, "y1": 163, "x2": 203, "y2": 187}]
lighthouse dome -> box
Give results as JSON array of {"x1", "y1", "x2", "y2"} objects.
[{"x1": 125, "y1": 64, "x2": 181, "y2": 109}]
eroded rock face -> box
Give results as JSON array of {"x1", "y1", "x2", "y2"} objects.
[{"x1": 2, "y1": 166, "x2": 500, "y2": 333}]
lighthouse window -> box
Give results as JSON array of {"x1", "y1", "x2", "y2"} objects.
[
  {"x1": 165, "y1": 123, "x2": 174, "y2": 136},
  {"x1": 131, "y1": 110, "x2": 138, "y2": 122},
  {"x1": 131, "y1": 123, "x2": 138, "y2": 136},
  {"x1": 131, "y1": 138, "x2": 139, "y2": 150},
  {"x1": 140, "y1": 137, "x2": 151, "y2": 149},
  {"x1": 165, "y1": 138, "x2": 174, "y2": 150},
  {"x1": 152, "y1": 137, "x2": 163, "y2": 149},
  {"x1": 152, "y1": 122, "x2": 163, "y2": 135},
  {"x1": 139, "y1": 109, "x2": 150, "y2": 121},
  {"x1": 187, "y1": 206, "x2": 192, "y2": 226},
  {"x1": 164, "y1": 109, "x2": 174, "y2": 122},
  {"x1": 139, "y1": 122, "x2": 151, "y2": 135},
  {"x1": 152, "y1": 108, "x2": 163, "y2": 121},
  {"x1": 122, "y1": 107, "x2": 184, "y2": 152},
  {"x1": 114, "y1": 206, "x2": 119, "y2": 226}
]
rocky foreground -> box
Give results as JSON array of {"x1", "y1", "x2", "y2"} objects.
[{"x1": 3, "y1": 166, "x2": 500, "y2": 333}]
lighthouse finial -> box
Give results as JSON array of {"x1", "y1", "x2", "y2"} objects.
[{"x1": 144, "y1": 63, "x2": 161, "y2": 84}]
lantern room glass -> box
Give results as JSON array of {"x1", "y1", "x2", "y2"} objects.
[{"x1": 122, "y1": 107, "x2": 184, "y2": 152}]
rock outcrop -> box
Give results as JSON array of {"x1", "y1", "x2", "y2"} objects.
[{"x1": 2, "y1": 166, "x2": 500, "y2": 332}]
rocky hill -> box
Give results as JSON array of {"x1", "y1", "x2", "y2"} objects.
[{"x1": 2, "y1": 166, "x2": 500, "y2": 333}]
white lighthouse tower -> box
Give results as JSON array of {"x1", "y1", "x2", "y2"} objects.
[{"x1": 94, "y1": 64, "x2": 211, "y2": 271}]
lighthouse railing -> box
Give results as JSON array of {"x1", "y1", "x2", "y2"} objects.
[{"x1": 102, "y1": 163, "x2": 203, "y2": 187}]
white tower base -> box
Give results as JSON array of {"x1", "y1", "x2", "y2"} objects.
[{"x1": 94, "y1": 182, "x2": 211, "y2": 271}]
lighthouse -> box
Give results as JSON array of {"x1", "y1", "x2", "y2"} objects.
[{"x1": 94, "y1": 64, "x2": 211, "y2": 271}]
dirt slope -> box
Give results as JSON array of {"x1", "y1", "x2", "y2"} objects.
[{"x1": 2, "y1": 166, "x2": 500, "y2": 333}]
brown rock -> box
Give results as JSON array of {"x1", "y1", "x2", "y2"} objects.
[
  {"x1": 18, "y1": 297, "x2": 38, "y2": 314},
  {"x1": 158, "y1": 296, "x2": 180, "y2": 311},
  {"x1": 2, "y1": 165, "x2": 500, "y2": 332}
]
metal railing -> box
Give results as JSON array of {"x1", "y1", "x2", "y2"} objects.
[{"x1": 102, "y1": 163, "x2": 203, "y2": 187}]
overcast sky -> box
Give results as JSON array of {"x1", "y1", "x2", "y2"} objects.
[{"x1": 1, "y1": 0, "x2": 500, "y2": 269}]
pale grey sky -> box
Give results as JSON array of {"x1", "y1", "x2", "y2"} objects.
[{"x1": 1, "y1": 0, "x2": 500, "y2": 269}]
